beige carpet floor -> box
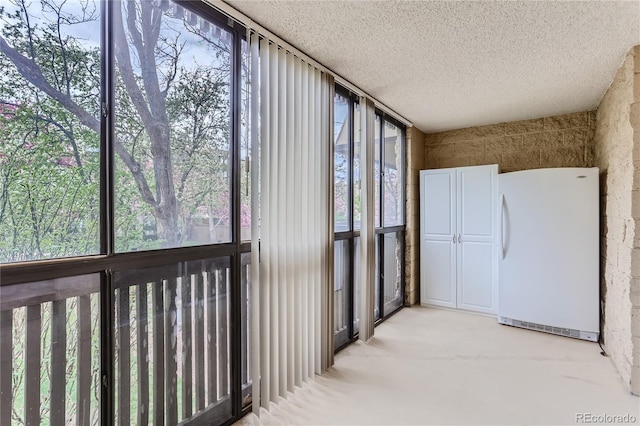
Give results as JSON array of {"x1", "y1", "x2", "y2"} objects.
[{"x1": 236, "y1": 306, "x2": 639, "y2": 425}]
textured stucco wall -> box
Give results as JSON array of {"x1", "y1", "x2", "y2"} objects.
[
  {"x1": 405, "y1": 126, "x2": 425, "y2": 305},
  {"x1": 424, "y1": 112, "x2": 596, "y2": 172},
  {"x1": 631, "y1": 46, "x2": 640, "y2": 397},
  {"x1": 595, "y1": 46, "x2": 640, "y2": 395}
]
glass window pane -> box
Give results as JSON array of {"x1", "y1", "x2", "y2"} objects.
[
  {"x1": 0, "y1": 1, "x2": 101, "y2": 262},
  {"x1": 383, "y1": 122, "x2": 404, "y2": 227},
  {"x1": 240, "y1": 40, "x2": 252, "y2": 242},
  {"x1": 353, "y1": 236, "x2": 361, "y2": 333},
  {"x1": 383, "y1": 232, "x2": 404, "y2": 316},
  {"x1": 334, "y1": 93, "x2": 350, "y2": 232},
  {"x1": 375, "y1": 235, "x2": 380, "y2": 320},
  {"x1": 353, "y1": 103, "x2": 361, "y2": 230},
  {"x1": 334, "y1": 239, "x2": 350, "y2": 348},
  {"x1": 374, "y1": 115, "x2": 381, "y2": 228},
  {"x1": 241, "y1": 253, "x2": 252, "y2": 407},
  {"x1": 114, "y1": 1, "x2": 232, "y2": 251}
]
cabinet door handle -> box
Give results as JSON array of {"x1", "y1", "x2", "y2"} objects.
[
  {"x1": 452, "y1": 234, "x2": 456, "y2": 243},
  {"x1": 458, "y1": 234, "x2": 461, "y2": 243},
  {"x1": 500, "y1": 194, "x2": 505, "y2": 259}
]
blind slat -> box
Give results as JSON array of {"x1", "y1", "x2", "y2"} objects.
[
  {"x1": 307, "y1": 66, "x2": 316, "y2": 377},
  {"x1": 268, "y1": 41, "x2": 280, "y2": 403},
  {"x1": 313, "y1": 69, "x2": 322, "y2": 375},
  {"x1": 285, "y1": 51, "x2": 296, "y2": 392},
  {"x1": 293, "y1": 59, "x2": 303, "y2": 388},
  {"x1": 249, "y1": 31, "x2": 261, "y2": 415},
  {"x1": 277, "y1": 46, "x2": 288, "y2": 398},
  {"x1": 258, "y1": 36, "x2": 271, "y2": 410},
  {"x1": 300, "y1": 62, "x2": 310, "y2": 383},
  {"x1": 360, "y1": 97, "x2": 377, "y2": 341}
]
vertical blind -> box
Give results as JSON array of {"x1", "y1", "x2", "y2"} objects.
[
  {"x1": 359, "y1": 97, "x2": 376, "y2": 341},
  {"x1": 249, "y1": 32, "x2": 335, "y2": 413}
]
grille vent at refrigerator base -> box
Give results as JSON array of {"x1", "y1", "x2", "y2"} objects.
[{"x1": 498, "y1": 317, "x2": 599, "y2": 342}]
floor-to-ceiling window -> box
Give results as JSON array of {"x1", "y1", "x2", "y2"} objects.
[
  {"x1": 333, "y1": 86, "x2": 405, "y2": 350},
  {"x1": 0, "y1": 1, "x2": 250, "y2": 424}
]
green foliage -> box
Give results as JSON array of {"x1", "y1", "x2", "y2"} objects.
[
  {"x1": 0, "y1": 0, "x2": 243, "y2": 259},
  {"x1": 0, "y1": 100, "x2": 100, "y2": 261}
]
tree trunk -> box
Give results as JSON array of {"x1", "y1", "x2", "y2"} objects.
[
  {"x1": 155, "y1": 209, "x2": 180, "y2": 246},
  {"x1": 116, "y1": 1, "x2": 181, "y2": 247}
]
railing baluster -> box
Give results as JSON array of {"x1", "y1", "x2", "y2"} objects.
[
  {"x1": 137, "y1": 284, "x2": 149, "y2": 425},
  {"x1": 25, "y1": 305, "x2": 41, "y2": 426},
  {"x1": 77, "y1": 295, "x2": 92, "y2": 426},
  {"x1": 117, "y1": 289, "x2": 130, "y2": 426},
  {"x1": 50, "y1": 299, "x2": 66, "y2": 425},
  {"x1": 182, "y1": 272, "x2": 193, "y2": 418},
  {"x1": 153, "y1": 281, "x2": 165, "y2": 426},
  {"x1": 207, "y1": 270, "x2": 218, "y2": 405},
  {"x1": 219, "y1": 269, "x2": 229, "y2": 397},
  {"x1": 336, "y1": 289, "x2": 342, "y2": 332},
  {"x1": 194, "y1": 270, "x2": 205, "y2": 411},
  {"x1": 165, "y1": 277, "x2": 178, "y2": 425},
  {"x1": 0, "y1": 310, "x2": 12, "y2": 426},
  {"x1": 337, "y1": 289, "x2": 341, "y2": 331}
]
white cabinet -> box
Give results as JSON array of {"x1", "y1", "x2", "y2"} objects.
[{"x1": 419, "y1": 165, "x2": 498, "y2": 315}]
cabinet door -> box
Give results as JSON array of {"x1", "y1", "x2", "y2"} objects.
[
  {"x1": 420, "y1": 169, "x2": 457, "y2": 308},
  {"x1": 456, "y1": 165, "x2": 497, "y2": 314}
]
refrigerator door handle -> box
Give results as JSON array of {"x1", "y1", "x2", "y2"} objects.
[{"x1": 500, "y1": 194, "x2": 505, "y2": 259}]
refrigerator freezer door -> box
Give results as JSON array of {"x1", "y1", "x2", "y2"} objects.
[{"x1": 498, "y1": 168, "x2": 599, "y2": 335}]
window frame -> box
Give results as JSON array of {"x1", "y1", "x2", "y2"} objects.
[
  {"x1": 0, "y1": 1, "x2": 252, "y2": 424},
  {"x1": 332, "y1": 87, "x2": 407, "y2": 351},
  {"x1": 374, "y1": 111, "x2": 406, "y2": 323}
]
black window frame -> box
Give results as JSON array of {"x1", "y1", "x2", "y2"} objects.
[
  {"x1": 332, "y1": 86, "x2": 406, "y2": 351},
  {"x1": 0, "y1": 1, "x2": 252, "y2": 424},
  {"x1": 375, "y1": 110, "x2": 406, "y2": 322}
]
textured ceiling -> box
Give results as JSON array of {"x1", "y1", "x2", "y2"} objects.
[{"x1": 224, "y1": 0, "x2": 640, "y2": 132}]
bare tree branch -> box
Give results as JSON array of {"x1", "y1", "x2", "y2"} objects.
[
  {"x1": 113, "y1": 3, "x2": 154, "y2": 130},
  {"x1": 1, "y1": 35, "x2": 97, "y2": 130},
  {"x1": 157, "y1": 34, "x2": 184, "y2": 96},
  {"x1": 20, "y1": 0, "x2": 37, "y2": 60},
  {"x1": 52, "y1": 0, "x2": 73, "y2": 96},
  {"x1": 0, "y1": 34, "x2": 158, "y2": 207}
]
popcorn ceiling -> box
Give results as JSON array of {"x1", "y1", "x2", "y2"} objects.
[{"x1": 225, "y1": 0, "x2": 639, "y2": 132}]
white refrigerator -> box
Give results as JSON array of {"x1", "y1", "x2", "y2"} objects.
[{"x1": 497, "y1": 167, "x2": 599, "y2": 342}]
